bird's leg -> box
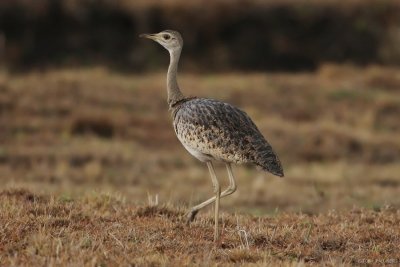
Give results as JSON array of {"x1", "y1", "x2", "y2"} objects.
[
  {"x1": 186, "y1": 163, "x2": 237, "y2": 223},
  {"x1": 205, "y1": 162, "x2": 221, "y2": 243},
  {"x1": 225, "y1": 163, "x2": 238, "y2": 195}
]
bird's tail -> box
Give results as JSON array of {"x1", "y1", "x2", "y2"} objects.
[{"x1": 254, "y1": 145, "x2": 284, "y2": 177}]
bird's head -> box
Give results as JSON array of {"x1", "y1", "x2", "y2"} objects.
[{"x1": 140, "y1": 30, "x2": 183, "y2": 53}]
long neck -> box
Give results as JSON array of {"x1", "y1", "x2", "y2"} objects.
[{"x1": 167, "y1": 48, "x2": 184, "y2": 107}]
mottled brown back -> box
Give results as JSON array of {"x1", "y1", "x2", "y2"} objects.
[{"x1": 172, "y1": 98, "x2": 284, "y2": 177}]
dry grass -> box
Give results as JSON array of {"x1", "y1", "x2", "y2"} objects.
[
  {"x1": 0, "y1": 65, "x2": 400, "y2": 264},
  {"x1": 1, "y1": 66, "x2": 399, "y2": 212},
  {"x1": 0, "y1": 188, "x2": 399, "y2": 266}
]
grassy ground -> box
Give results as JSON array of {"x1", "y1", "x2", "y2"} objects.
[
  {"x1": 0, "y1": 65, "x2": 400, "y2": 265},
  {"x1": 1, "y1": 188, "x2": 399, "y2": 266}
]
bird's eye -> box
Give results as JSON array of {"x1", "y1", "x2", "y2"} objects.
[{"x1": 163, "y1": 34, "x2": 171, "y2": 40}]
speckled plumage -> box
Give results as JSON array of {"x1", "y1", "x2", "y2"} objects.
[
  {"x1": 172, "y1": 98, "x2": 284, "y2": 177},
  {"x1": 141, "y1": 30, "x2": 284, "y2": 243}
]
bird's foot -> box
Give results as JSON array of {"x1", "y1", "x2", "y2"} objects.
[{"x1": 185, "y1": 209, "x2": 199, "y2": 225}]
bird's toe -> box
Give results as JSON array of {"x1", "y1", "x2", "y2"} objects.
[{"x1": 185, "y1": 209, "x2": 199, "y2": 224}]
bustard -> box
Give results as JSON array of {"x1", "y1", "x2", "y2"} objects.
[{"x1": 140, "y1": 30, "x2": 284, "y2": 243}]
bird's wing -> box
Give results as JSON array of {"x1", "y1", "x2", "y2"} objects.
[{"x1": 173, "y1": 98, "x2": 283, "y2": 176}]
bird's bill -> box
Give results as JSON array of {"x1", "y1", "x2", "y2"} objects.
[{"x1": 139, "y1": 33, "x2": 159, "y2": 41}]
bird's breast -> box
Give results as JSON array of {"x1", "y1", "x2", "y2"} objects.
[{"x1": 173, "y1": 120, "x2": 214, "y2": 162}]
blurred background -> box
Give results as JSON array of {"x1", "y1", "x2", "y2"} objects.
[{"x1": 0, "y1": 0, "x2": 399, "y2": 214}]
